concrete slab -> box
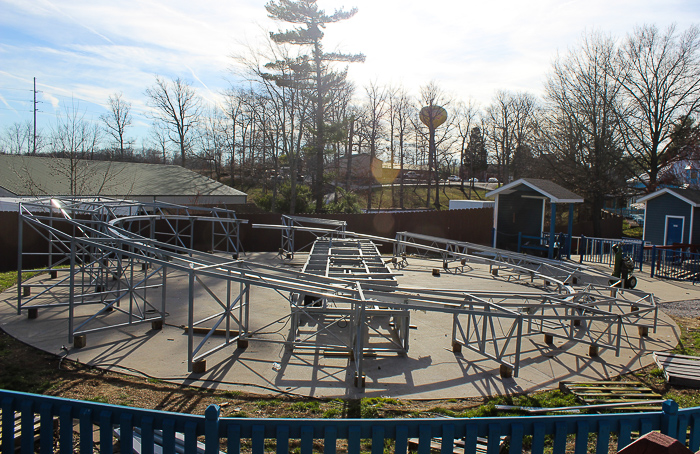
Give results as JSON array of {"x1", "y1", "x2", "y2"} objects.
[{"x1": 0, "y1": 253, "x2": 682, "y2": 399}]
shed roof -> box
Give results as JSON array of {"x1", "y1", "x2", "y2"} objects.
[
  {"x1": 486, "y1": 178, "x2": 583, "y2": 203},
  {"x1": 0, "y1": 155, "x2": 246, "y2": 198},
  {"x1": 637, "y1": 187, "x2": 700, "y2": 207}
]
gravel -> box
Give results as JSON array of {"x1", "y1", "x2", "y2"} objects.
[{"x1": 658, "y1": 299, "x2": 700, "y2": 318}]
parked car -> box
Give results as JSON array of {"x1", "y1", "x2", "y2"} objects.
[
  {"x1": 468, "y1": 177, "x2": 479, "y2": 183},
  {"x1": 629, "y1": 214, "x2": 644, "y2": 226},
  {"x1": 488, "y1": 177, "x2": 499, "y2": 183},
  {"x1": 405, "y1": 171, "x2": 418, "y2": 180},
  {"x1": 448, "y1": 175, "x2": 460, "y2": 182}
]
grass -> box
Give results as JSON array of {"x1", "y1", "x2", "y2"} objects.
[
  {"x1": 457, "y1": 390, "x2": 580, "y2": 418},
  {"x1": 364, "y1": 184, "x2": 490, "y2": 210},
  {"x1": 1, "y1": 266, "x2": 699, "y2": 438},
  {"x1": 0, "y1": 270, "x2": 40, "y2": 293},
  {"x1": 622, "y1": 220, "x2": 643, "y2": 239},
  {"x1": 247, "y1": 182, "x2": 491, "y2": 212},
  {"x1": 670, "y1": 316, "x2": 700, "y2": 357}
]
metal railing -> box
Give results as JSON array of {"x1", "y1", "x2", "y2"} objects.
[
  {"x1": 649, "y1": 246, "x2": 700, "y2": 283},
  {"x1": 576, "y1": 236, "x2": 646, "y2": 272},
  {"x1": 3, "y1": 389, "x2": 700, "y2": 454}
]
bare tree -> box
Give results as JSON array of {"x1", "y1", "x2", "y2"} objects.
[
  {"x1": 1, "y1": 121, "x2": 34, "y2": 155},
  {"x1": 417, "y1": 81, "x2": 453, "y2": 209},
  {"x1": 361, "y1": 81, "x2": 388, "y2": 210},
  {"x1": 147, "y1": 122, "x2": 172, "y2": 164},
  {"x1": 145, "y1": 76, "x2": 203, "y2": 168},
  {"x1": 453, "y1": 100, "x2": 479, "y2": 189},
  {"x1": 388, "y1": 86, "x2": 415, "y2": 208},
  {"x1": 101, "y1": 92, "x2": 133, "y2": 159},
  {"x1": 34, "y1": 100, "x2": 133, "y2": 197},
  {"x1": 543, "y1": 32, "x2": 625, "y2": 236},
  {"x1": 486, "y1": 91, "x2": 539, "y2": 183},
  {"x1": 615, "y1": 24, "x2": 700, "y2": 192},
  {"x1": 197, "y1": 108, "x2": 228, "y2": 181}
]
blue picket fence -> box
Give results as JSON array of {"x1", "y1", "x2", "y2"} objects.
[{"x1": 3, "y1": 389, "x2": 700, "y2": 454}]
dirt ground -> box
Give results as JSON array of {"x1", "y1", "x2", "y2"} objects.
[{"x1": 0, "y1": 329, "x2": 488, "y2": 419}]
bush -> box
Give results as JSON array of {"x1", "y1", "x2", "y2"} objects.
[
  {"x1": 326, "y1": 188, "x2": 363, "y2": 214},
  {"x1": 256, "y1": 183, "x2": 313, "y2": 213}
]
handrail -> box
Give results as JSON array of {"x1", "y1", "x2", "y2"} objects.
[{"x1": 2, "y1": 390, "x2": 699, "y2": 454}]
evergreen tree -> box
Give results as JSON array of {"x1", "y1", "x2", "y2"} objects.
[
  {"x1": 466, "y1": 127, "x2": 488, "y2": 183},
  {"x1": 265, "y1": 0, "x2": 364, "y2": 212}
]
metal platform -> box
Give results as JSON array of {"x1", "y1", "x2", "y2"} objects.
[{"x1": 13, "y1": 198, "x2": 660, "y2": 387}]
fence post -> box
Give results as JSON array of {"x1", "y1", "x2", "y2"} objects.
[
  {"x1": 661, "y1": 399, "x2": 679, "y2": 437},
  {"x1": 205, "y1": 404, "x2": 221, "y2": 454},
  {"x1": 638, "y1": 241, "x2": 644, "y2": 273},
  {"x1": 579, "y1": 236, "x2": 585, "y2": 263},
  {"x1": 650, "y1": 245, "x2": 656, "y2": 278},
  {"x1": 517, "y1": 232, "x2": 522, "y2": 253}
]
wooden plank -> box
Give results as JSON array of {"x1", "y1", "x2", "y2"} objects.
[
  {"x1": 0, "y1": 412, "x2": 42, "y2": 451},
  {"x1": 567, "y1": 392, "x2": 660, "y2": 398},
  {"x1": 654, "y1": 356, "x2": 700, "y2": 366},
  {"x1": 654, "y1": 351, "x2": 700, "y2": 361},
  {"x1": 654, "y1": 352, "x2": 700, "y2": 388},
  {"x1": 559, "y1": 380, "x2": 662, "y2": 411},
  {"x1": 659, "y1": 364, "x2": 700, "y2": 375}
]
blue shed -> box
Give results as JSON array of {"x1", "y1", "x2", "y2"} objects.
[
  {"x1": 487, "y1": 179, "x2": 583, "y2": 259},
  {"x1": 637, "y1": 188, "x2": 700, "y2": 245}
]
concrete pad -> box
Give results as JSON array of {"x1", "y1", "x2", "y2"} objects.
[{"x1": 0, "y1": 253, "x2": 681, "y2": 399}]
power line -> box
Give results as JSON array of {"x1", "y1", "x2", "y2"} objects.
[{"x1": 0, "y1": 107, "x2": 35, "y2": 113}]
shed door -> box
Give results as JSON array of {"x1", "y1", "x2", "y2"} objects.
[{"x1": 664, "y1": 216, "x2": 684, "y2": 245}]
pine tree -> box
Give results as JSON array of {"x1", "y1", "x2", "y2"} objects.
[
  {"x1": 265, "y1": 0, "x2": 364, "y2": 211},
  {"x1": 466, "y1": 127, "x2": 488, "y2": 182}
]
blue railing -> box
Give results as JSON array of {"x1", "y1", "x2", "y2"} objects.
[
  {"x1": 649, "y1": 246, "x2": 700, "y2": 283},
  {"x1": 604, "y1": 207, "x2": 644, "y2": 218},
  {"x1": 3, "y1": 389, "x2": 700, "y2": 454},
  {"x1": 518, "y1": 232, "x2": 570, "y2": 259},
  {"x1": 577, "y1": 236, "x2": 646, "y2": 271}
]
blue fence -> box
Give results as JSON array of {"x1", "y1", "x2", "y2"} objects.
[
  {"x1": 3, "y1": 390, "x2": 700, "y2": 454},
  {"x1": 649, "y1": 246, "x2": 700, "y2": 283},
  {"x1": 576, "y1": 236, "x2": 646, "y2": 271},
  {"x1": 518, "y1": 233, "x2": 572, "y2": 259},
  {"x1": 604, "y1": 207, "x2": 644, "y2": 219}
]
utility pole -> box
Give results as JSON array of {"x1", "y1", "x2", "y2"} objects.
[{"x1": 33, "y1": 77, "x2": 37, "y2": 154}]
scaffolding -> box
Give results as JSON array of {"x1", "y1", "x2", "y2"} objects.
[{"x1": 13, "y1": 198, "x2": 659, "y2": 386}]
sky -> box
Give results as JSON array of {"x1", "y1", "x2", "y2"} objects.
[{"x1": 1, "y1": 0, "x2": 699, "y2": 147}]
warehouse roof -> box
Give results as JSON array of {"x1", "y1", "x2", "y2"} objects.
[{"x1": 0, "y1": 155, "x2": 246, "y2": 198}]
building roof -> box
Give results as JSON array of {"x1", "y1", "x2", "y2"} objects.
[
  {"x1": 486, "y1": 178, "x2": 584, "y2": 203},
  {"x1": 637, "y1": 187, "x2": 700, "y2": 207},
  {"x1": 0, "y1": 155, "x2": 246, "y2": 198}
]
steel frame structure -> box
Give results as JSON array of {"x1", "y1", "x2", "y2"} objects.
[
  {"x1": 13, "y1": 198, "x2": 659, "y2": 387},
  {"x1": 290, "y1": 238, "x2": 407, "y2": 385},
  {"x1": 277, "y1": 215, "x2": 347, "y2": 260}
]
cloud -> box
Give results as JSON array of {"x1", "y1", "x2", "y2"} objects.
[
  {"x1": 41, "y1": 92, "x2": 60, "y2": 110},
  {"x1": 1, "y1": 0, "x2": 700, "y2": 139}
]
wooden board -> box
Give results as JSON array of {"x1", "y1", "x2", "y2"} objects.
[
  {"x1": 0, "y1": 411, "x2": 43, "y2": 451},
  {"x1": 408, "y1": 435, "x2": 506, "y2": 454},
  {"x1": 559, "y1": 381, "x2": 663, "y2": 411},
  {"x1": 654, "y1": 351, "x2": 700, "y2": 388}
]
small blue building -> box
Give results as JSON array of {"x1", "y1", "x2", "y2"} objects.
[
  {"x1": 487, "y1": 179, "x2": 583, "y2": 259},
  {"x1": 637, "y1": 188, "x2": 700, "y2": 245}
]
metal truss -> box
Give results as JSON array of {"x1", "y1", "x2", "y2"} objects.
[
  {"x1": 289, "y1": 238, "x2": 407, "y2": 385},
  {"x1": 16, "y1": 197, "x2": 246, "y2": 315},
  {"x1": 12, "y1": 198, "x2": 660, "y2": 387},
  {"x1": 253, "y1": 215, "x2": 348, "y2": 260},
  {"x1": 392, "y1": 231, "x2": 606, "y2": 291}
]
